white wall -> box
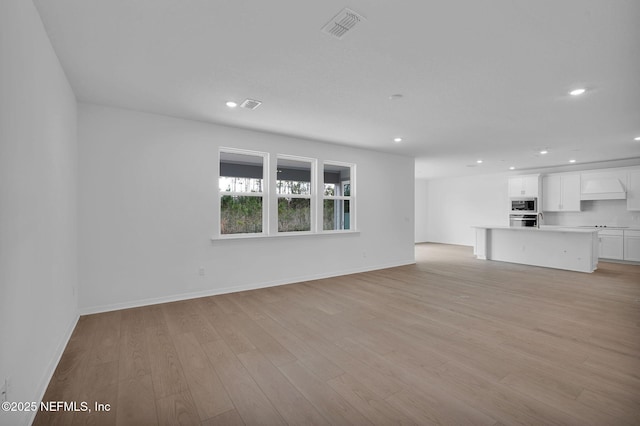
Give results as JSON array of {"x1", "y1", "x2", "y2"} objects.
[
  {"x1": 417, "y1": 174, "x2": 509, "y2": 246},
  {"x1": 0, "y1": 1, "x2": 78, "y2": 424},
  {"x1": 78, "y1": 104, "x2": 415, "y2": 313},
  {"x1": 415, "y1": 179, "x2": 429, "y2": 242},
  {"x1": 545, "y1": 200, "x2": 640, "y2": 228}
]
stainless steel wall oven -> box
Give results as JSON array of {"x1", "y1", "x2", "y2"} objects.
[{"x1": 509, "y1": 214, "x2": 537, "y2": 227}]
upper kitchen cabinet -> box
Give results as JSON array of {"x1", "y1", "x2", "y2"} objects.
[
  {"x1": 542, "y1": 174, "x2": 581, "y2": 212},
  {"x1": 508, "y1": 174, "x2": 540, "y2": 198},
  {"x1": 627, "y1": 170, "x2": 640, "y2": 211}
]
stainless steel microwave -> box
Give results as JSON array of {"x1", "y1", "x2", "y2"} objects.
[{"x1": 510, "y1": 198, "x2": 537, "y2": 212}]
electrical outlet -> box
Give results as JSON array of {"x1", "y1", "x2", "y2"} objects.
[{"x1": 198, "y1": 267, "x2": 205, "y2": 276}]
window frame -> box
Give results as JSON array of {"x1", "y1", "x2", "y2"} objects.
[
  {"x1": 214, "y1": 151, "x2": 356, "y2": 239},
  {"x1": 322, "y1": 161, "x2": 356, "y2": 233},
  {"x1": 217, "y1": 147, "x2": 269, "y2": 238},
  {"x1": 275, "y1": 154, "x2": 317, "y2": 234}
]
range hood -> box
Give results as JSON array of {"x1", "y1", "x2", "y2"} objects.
[{"x1": 581, "y1": 177, "x2": 626, "y2": 200}]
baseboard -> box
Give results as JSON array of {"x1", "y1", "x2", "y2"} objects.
[
  {"x1": 26, "y1": 312, "x2": 79, "y2": 426},
  {"x1": 416, "y1": 241, "x2": 474, "y2": 248},
  {"x1": 599, "y1": 258, "x2": 640, "y2": 265},
  {"x1": 79, "y1": 259, "x2": 415, "y2": 315}
]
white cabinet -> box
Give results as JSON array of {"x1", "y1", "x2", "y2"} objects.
[
  {"x1": 508, "y1": 175, "x2": 540, "y2": 198},
  {"x1": 623, "y1": 230, "x2": 640, "y2": 261},
  {"x1": 599, "y1": 230, "x2": 624, "y2": 260},
  {"x1": 542, "y1": 174, "x2": 581, "y2": 212},
  {"x1": 596, "y1": 229, "x2": 640, "y2": 262},
  {"x1": 542, "y1": 175, "x2": 561, "y2": 211},
  {"x1": 627, "y1": 171, "x2": 640, "y2": 211}
]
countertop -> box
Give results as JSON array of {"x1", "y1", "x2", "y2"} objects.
[
  {"x1": 472, "y1": 225, "x2": 599, "y2": 233},
  {"x1": 542, "y1": 225, "x2": 640, "y2": 231},
  {"x1": 571, "y1": 226, "x2": 640, "y2": 231},
  {"x1": 474, "y1": 225, "x2": 640, "y2": 232}
]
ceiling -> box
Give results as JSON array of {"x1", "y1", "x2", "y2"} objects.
[{"x1": 33, "y1": 0, "x2": 640, "y2": 179}]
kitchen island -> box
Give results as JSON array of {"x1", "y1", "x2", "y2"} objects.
[{"x1": 473, "y1": 226, "x2": 599, "y2": 273}]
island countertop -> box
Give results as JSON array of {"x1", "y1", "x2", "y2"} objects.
[
  {"x1": 473, "y1": 226, "x2": 599, "y2": 273},
  {"x1": 472, "y1": 225, "x2": 600, "y2": 233}
]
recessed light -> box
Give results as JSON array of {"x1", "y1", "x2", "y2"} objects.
[
  {"x1": 509, "y1": 166, "x2": 515, "y2": 170},
  {"x1": 225, "y1": 101, "x2": 237, "y2": 108},
  {"x1": 389, "y1": 94, "x2": 404, "y2": 100},
  {"x1": 540, "y1": 150, "x2": 548, "y2": 155},
  {"x1": 569, "y1": 159, "x2": 576, "y2": 163},
  {"x1": 569, "y1": 88, "x2": 586, "y2": 96},
  {"x1": 476, "y1": 159, "x2": 483, "y2": 164},
  {"x1": 393, "y1": 137, "x2": 402, "y2": 143},
  {"x1": 634, "y1": 136, "x2": 640, "y2": 141}
]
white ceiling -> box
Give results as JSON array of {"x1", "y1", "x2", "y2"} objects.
[{"x1": 33, "y1": 0, "x2": 640, "y2": 179}]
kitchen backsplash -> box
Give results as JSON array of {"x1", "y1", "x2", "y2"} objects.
[{"x1": 544, "y1": 200, "x2": 640, "y2": 227}]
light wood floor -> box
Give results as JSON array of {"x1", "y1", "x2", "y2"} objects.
[{"x1": 34, "y1": 243, "x2": 640, "y2": 425}]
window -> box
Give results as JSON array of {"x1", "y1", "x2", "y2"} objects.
[
  {"x1": 277, "y1": 156, "x2": 314, "y2": 233},
  {"x1": 323, "y1": 162, "x2": 354, "y2": 231},
  {"x1": 219, "y1": 150, "x2": 267, "y2": 235},
  {"x1": 216, "y1": 150, "x2": 355, "y2": 238}
]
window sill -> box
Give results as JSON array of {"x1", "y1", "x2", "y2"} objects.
[{"x1": 211, "y1": 230, "x2": 360, "y2": 242}]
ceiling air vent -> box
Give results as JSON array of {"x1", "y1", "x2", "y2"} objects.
[
  {"x1": 321, "y1": 8, "x2": 365, "y2": 39},
  {"x1": 240, "y1": 99, "x2": 262, "y2": 110}
]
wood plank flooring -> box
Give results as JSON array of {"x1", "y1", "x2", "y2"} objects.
[{"x1": 33, "y1": 243, "x2": 640, "y2": 425}]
